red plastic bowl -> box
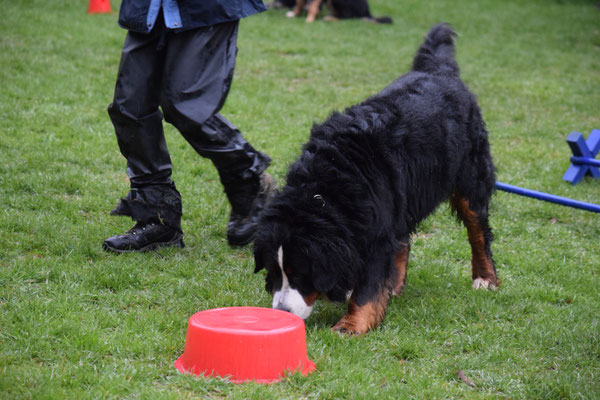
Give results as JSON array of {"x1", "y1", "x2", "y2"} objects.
[{"x1": 174, "y1": 307, "x2": 315, "y2": 383}]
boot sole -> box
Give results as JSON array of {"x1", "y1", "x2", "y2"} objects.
[
  {"x1": 102, "y1": 235, "x2": 185, "y2": 254},
  {"x1": 227, "y1": 233, "x2": 255, "y2": 247}
]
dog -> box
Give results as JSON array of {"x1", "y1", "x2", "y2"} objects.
[
  {"x1": 268, "y1": 0, "x2": 297, "y2": 9},
  {"x1": 254, "y1": 24, "x2": 498, "y2": 336},
  {"x1": 286, "y1": 0, "x2": 392, "y2": 23}
]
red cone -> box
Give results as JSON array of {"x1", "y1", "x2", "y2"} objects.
[{"x1": 88, "y1": 0, "x2": 111, "y2": 14}]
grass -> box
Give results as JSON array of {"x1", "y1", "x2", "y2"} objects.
[{"x1": 1, "y1": 0, "x2": 599, "y2": 398}]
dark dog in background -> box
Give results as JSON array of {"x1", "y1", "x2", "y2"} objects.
[
  {"x1": 269, "y1": 0, "x2": 297, "y2": 8},
  {"x1": 254, "y1": 24, "x2": 498, "y2": 335},
  {"x1": 285, "y1": 0, "x2": 392, "y2": 23}
]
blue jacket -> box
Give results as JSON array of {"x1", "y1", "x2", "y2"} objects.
[{"x1": 118, "y1": 0, "x2": 267, "y2": 33}]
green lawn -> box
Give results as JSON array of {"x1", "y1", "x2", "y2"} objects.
[{"x1": 1, "y1": 0, "x2": 599, "y2": 398}]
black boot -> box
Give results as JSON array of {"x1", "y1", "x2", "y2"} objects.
[
  {"x1": 103, "y1": 221, "x2": 184, "y2": 253},
  {"x1": 226, "y1": 173, "x2": 277, "y2": 246}
]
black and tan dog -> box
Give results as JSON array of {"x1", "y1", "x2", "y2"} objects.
[
  {"x1": 286, "y1": 0, "x2": 392, "y2": 23},
  {"x1": 254, "y1": 24, "x2": 498, "y2": 335}
]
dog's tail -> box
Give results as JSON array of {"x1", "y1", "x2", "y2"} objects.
[{"x1": 412, "y1": 23, "x2": 459, "y2": 77}]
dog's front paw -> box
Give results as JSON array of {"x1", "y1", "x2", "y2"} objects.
[
  {"x1": 285, "y1": 11, "x2": 296, "y2": 18},
  {"x1": 331, "y1": 316, "x2": 368, "y2": 336},
  {"x1": 472, "y1": 277, "x2": 498, "y2": 290}
]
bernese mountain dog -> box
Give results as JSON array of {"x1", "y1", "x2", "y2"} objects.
[
  {"x1": 254, "y1": 24, "x2": 498, "y2": 335},
  {"x1": 286, "y1": 0, "x2": 392, "y2": 24}
]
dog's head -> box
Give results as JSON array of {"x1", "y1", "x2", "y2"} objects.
[{"x1": 253, "y1": 192, "x2": 359, "y2": 320}]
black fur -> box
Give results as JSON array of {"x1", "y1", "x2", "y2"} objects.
[
  {"x1": 329, "y1": 0, "x2": 393, "y2": 24},
  {"x1": 254, "y1": 24, "x2": 495, "y2": 315},
  {"x1": 268, "y1": 0, "x2": 296, "y2": 8},
  {"x1": 278, "y1": 0, "x2": 392, "y2": 23}
]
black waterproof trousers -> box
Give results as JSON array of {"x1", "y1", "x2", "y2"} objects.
[{"x1": 108, "y1": 18, "x2": 271, "y2": 232}]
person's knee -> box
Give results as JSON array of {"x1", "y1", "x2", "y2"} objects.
[
  {"x1": 109, "y1": 102, "x2": 161, "y2": 125},
  {"x1": 162, "y1": 97, "x2": 209, "y2": 135}
]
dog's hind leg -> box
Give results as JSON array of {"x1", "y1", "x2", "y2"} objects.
[
  {"x1": 305, "y1": 0, "x2": 323, "y2": 22},
  {"x1": 323, "y1": 0, "x2": 339, "y2": 21},
  {"x1": 450, "y1": 193, "x2": 498, "y2": 290},
  {"x1": 286, "y1": 0, "x2": 305, "y2": 18},
  {"x1": 391, "y1": 242, "x2": 410, "y2": 296}
]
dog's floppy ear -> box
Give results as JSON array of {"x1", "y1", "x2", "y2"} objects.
[
  {"x1": 253, "y1": 242, "x2": 268, "y2": 273},
  {"x1": 313, "y1": 267, "x2": 336, "y2": 293},
  {"x1": 253, "y1": 259, "x2": 264, "y2": 273},
  {"x1": 253, "y1": 219, "x2": 270, "y2": 273},
  {"x1": 308, "y1": 238, "x2": 349, "y2": 293},
  {"x1": 254, "y1": 215, "x2": 288, "y2": 273},
  {"x1": 253, "y1": 228, "x2": 279, "y2": 274},
  {"x1": 306, "y1": 236, "x2": 356, "y2": 294},
  {"x1": 311, "y1": 250, "x2": 340, "y2": 293}
]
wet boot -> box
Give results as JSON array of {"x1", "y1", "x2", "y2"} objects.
[
  {"x1": 103, "y1": 220, "x2": 184, "y2": 253},
  {"x1": 103, "y1": 183, "x2": 184, "y2": 253},
  {"x1": 225, "y1": 173, "x2": 277, "y2": 246}
]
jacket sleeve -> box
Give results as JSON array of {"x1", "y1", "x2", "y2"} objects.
[{"x1": 117, "y1": 0, "x2": 267, "y2": 33}]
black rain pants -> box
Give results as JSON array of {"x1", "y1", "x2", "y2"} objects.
[{"x1": 107, "y1": 18, "x2": 271, "y2": 232}]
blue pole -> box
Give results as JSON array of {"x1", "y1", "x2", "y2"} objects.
[
  {"x1": 570, "y1": 156, "x2": 600, "y2": 168},
  {"x1": 495, "y1": 182, "x2": 600, "y2": 213}
]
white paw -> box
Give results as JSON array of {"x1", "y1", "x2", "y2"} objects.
[
  {"x1": 286, "y1": 11, "x2": 296, "y2": 18},
  {"x1": 472, "y1": 277, "x2": 497, "y2": 290}
]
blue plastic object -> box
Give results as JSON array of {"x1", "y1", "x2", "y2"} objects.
[
  {"x1": 495, "y1": 182, "x2": 600, "y2": 213},
  {"x1": 562, "y1": 129, "x2": 600, "y2": 185},
  {"x1": 570, "y1": 156, "x2": 600, "y2": 168}
]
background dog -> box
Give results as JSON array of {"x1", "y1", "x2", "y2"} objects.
[
  {"x1": 268, "y1": 0, "x2": 297, "y2": 9},
  {"x1": 286, "y1": 0, "x2": 392, "y2": 23},
  {"x1": 254, "y1": 24, "x2": 498, "y2": 335}
]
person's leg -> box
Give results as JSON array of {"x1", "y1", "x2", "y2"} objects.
[
  {"x1": 177, "y1": 113, "x2": 275, "y2": 245},
  {"x1": 160, "y1": 21, "x2": 276, "y2": 246},
  {"x1": 103, "y1": 23, "x2": 184, "y2": 252}
]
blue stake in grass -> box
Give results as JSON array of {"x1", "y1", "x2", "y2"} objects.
[
  {"x1": 562, "y1": 129, "x2": 600, "y2": 185},
  {"x1": 496, "y1": 182, "x2": 600, "y2": 213}
]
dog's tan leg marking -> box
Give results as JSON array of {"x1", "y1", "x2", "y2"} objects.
[
  {"x1": 305, "y1": 0, "x2": 322, "y2": 23},
  {"x1": 286, "y1": 0, "x2": 305, "y2": 18},
  {"x1": 331, "y1": 289, "x2": 389, "y2": 336},
  {"x1": 392, "y1": 245, "x2": 410, "y2": 296},
  {"x1": 451, "y1": 195, "x2": 498, "y2": 290}
]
